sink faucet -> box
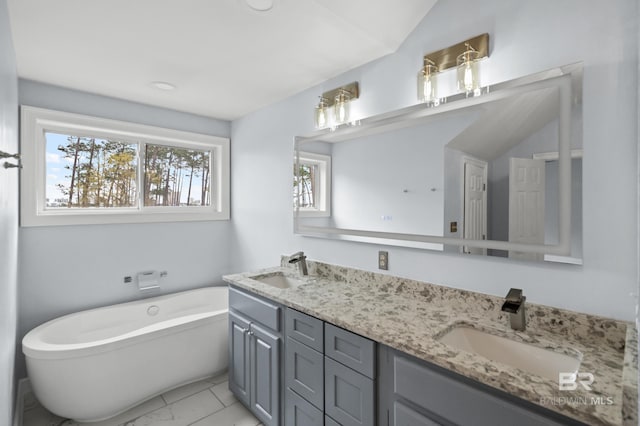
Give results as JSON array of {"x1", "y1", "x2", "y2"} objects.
[
  {"x1": 288, "y1": 251, "x2": 308, "y2": 276},
  {"x1": 501, "y1": 288, "x2": 526, "y2": 331}
]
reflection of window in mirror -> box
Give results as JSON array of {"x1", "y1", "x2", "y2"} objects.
[{"x1": 293, "y1": 152, "x2": 331, "y2": 217}]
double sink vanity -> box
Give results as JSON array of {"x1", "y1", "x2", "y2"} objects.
[{"x1": 223, "y1": 257, "x2": 638, "y2": 426}]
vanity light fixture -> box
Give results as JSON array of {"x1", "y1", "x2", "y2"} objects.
[
  {"x1": 417, "y1": 58, "x2": 438, "y2": 104},
  {"x1": 418, "y1": 33, "x2": 489, "y2": 101},
  {"x1": 334, "y1": 89, "x2": 351, "y2": 125},
  {"x1": 314, "y1": 97, "x2": 329, "y2": 129},
  {"x1": 313, "y1": 82, "x2": 359, "y2": 129},
  {"x1": 457, "y1": 44, "x2": 481, "y2": 96}
]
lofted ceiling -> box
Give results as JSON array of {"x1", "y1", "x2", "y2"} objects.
[{"x1": 7, "y1": 0, "x2": 437, "y2": 120}]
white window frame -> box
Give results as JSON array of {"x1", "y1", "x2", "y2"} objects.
[
  {"x1": 20, "y1": 106, "x2": 230, "y2": 226},
  {"x1": 294, "y1": 151, "x2": 331, "y2": 218}
]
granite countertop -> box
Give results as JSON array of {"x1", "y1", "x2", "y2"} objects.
[{"x1": 223, "y1": 259, "x2": 638, "y2": 426}]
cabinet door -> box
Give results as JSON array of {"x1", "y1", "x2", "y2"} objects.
[
  {"x1": 325, "y1": 357, "x2": 374, "y2": 426},
  {"x1": 250, "y1": 321, "x2": 281, "y2": 426},
  {"x1": 229, "y1": 311, "x2": 251, "y2": 406}
]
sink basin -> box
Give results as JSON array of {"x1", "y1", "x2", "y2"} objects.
[
  {"x1": 251, "y1": 272, "x2": 305, "y2": 289},
  {"x1": 438, "y1": 325, "x2": 581, "y2": 381}
]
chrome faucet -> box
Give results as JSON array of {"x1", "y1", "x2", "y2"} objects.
[
  {"x1": 501, "y1": 288, "x2": 526, "y2": 331},
  {"x1": 288, "y1": 251, "x2": 308, "y2": 276}
]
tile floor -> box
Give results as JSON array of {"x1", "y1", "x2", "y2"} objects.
[{"x1": 22, "y1": 371, "x2": 262, "y2": 426}]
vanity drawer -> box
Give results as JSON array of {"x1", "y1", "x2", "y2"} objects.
[
  {"x1": 286, "y1": 308, "x2": 323, "y2": 352},
  {"x1": 285, "y1": 337, "x2": 324, "y2": 409},
  {"x1": 325, "y1": 323, "x2": 376, "y2": 379},
  {"x1": 325, "y1": 356, "x2": 375, "y2": 426},
  {"x1": 393, "y1": 355, "x2": 570, "y2": 426},
  {"x1": 394, "y1": 401, "x2": 443, "y2": 426},
  {"x1": 229, "y1": 287, "x2": 281, "y2": 332},
  {"x1": 285, "y1": 388, "x2": 323, "y2": 426}
]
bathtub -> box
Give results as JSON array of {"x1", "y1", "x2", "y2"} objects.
[{"x1": 22, "y1": 286, "x2": 229, "y2": 423}]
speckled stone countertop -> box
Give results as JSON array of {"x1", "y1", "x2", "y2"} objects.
[{"x1": 223, "y1": 259, "x2": 638, "y2": 426}]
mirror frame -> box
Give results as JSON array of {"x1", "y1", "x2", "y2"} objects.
[{"x1": 294, "y1": 63, "x2": 582, "y2": 257}]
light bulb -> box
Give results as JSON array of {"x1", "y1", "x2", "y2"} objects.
[
  {"x1": 317, "y1": 110, "x2": 326, "y2": 127},
  {"x1": 456, "y1": 48, "x2": 481, "y2": 95},
  {"x1": 314, "y1": 97, "x2": 329, "y2": 129},
  {"x1": 334, "y1": 90, "x2": 351, "y2": 124},
  {"x1": 463, "y1": 64, "x2": 474, "y2": 91},
  {"x1": 417, "y1": 60, "x2": 438, "y2": 103},
  {"x1": 337, "y1": 102, "x2": 346, "y2": 122}
]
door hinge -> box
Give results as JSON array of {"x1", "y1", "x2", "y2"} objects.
[
  {"x1": 482, "y1": 234, "x2": 486, "y2": 240},
  {"x1": 483, "y1": 183, "x2": 486, "y2": 191}
]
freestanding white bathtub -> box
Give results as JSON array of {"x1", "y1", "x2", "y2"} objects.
[{"x1": 22, "y1": 286, "x2": 229, "y2": 423}]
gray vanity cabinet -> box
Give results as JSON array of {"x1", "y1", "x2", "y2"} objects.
[
  {"x1": 229, "y1": 287, "x2": 283, "y2": 426},
  {"x1": 324, "y1": 324, "x2": 376, "y2": 426},
  {"x1": 229, "y1": 311, "x2": 251, "y2": 406},
  {"x1": 284, "y1": 308, "x2": 325, "y2": 426},
  {"x1": 284, "y1": 309, "x2": 377, "y2": 426},
  {"x1": 378, "y1": 346, "x2": 587, "y2": 426}
]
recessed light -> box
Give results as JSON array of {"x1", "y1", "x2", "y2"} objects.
[
  {"x1": 151, "y1": 81, "x2": 176, "y2": 91},
  {"x1": 244, "y1": 0, "x2": 274, "y2": 12}
]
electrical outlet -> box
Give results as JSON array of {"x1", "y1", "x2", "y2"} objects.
[{"x1": 378, "y1": 251, "x2": 388, "y2": 270}]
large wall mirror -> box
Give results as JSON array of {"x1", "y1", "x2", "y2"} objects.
[{"x1": 294, "y1": 64, "x2": 583, "y2": 264}]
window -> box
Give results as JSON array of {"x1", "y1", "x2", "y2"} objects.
[
  {"x1": 21, "y1": 106, "x2": 230, "y2": 226},
  {"x1": 293, "y1": 152, "x2": 331, "y2": 217}
]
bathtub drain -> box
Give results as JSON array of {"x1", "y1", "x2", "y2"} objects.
[{"x1": 147, "y1": 305, "x2": 160, "y2": 316}]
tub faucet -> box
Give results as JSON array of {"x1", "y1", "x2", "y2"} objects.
[
  {"x1": 288, "y1": 251, "x2": 308, "y2": 276},
  {"x1": 501, "y1": 288, "x2": 526, "y2": 331}
]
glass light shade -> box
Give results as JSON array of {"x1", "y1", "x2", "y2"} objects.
[
  {"x1": 314, "y1": 98, "x2": 329, "y2": 129},
  {"x1": 417, "y1": 61, "x2": 438, "y2": 103},
  {"x1": 457, "y1": 49, "x2": 481, "y2": 95},
  {"x1": 334, "y1": 90, "x2": 351, "y2": 124}
]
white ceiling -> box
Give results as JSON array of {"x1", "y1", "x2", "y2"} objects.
[{"x1": 7, "y1": 0, "x2": 437, "y2": 120}]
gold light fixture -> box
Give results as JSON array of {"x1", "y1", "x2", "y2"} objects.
[
  {"x1": 314, "y1": 97, "x2": 329, "y2": 129},
  {"x1": 457, "y1": 44, "x2": 481, "y2": 95},
  {"x1": 417, "y1": 58, "x2": 438, "y2": 104},
  {"x1": 418, "y1": 33, "x2": 489, "y2": 101},
  {"x1": 314, "y1": 82, "x2": 359, "y2": 129},
  {"x1": 334, "y1": 89, "x2": 351, "y2": 124}
]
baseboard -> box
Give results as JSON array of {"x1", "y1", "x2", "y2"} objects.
[{"x1": 12, "y1": 378, "x2": 31, "y2": 426}]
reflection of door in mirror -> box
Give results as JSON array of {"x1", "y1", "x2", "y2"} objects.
[
  {"x1": 463, "y1": 157, "x2": 487, "y2": 255},
  {"x1": 508, "y1": 158, "x2": 545, "y2": 261}
]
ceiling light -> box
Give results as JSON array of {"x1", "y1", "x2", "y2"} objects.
[
  {"x1": 151, "y1": 81, "x2": 176, "y2": 91},
  {"x1": 245, "y1": 0, "x2": 274, "y2": 12}
]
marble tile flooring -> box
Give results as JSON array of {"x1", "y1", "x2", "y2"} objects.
[{"x1": 22, "y1": 372, "x2": 262, "y2": 426}]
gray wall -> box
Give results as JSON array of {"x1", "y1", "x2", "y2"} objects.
[
  {"x1": 17, "y1": 80, "x2": 232, "y2": 378},
  {"x1": 0, "y1": 0, "x2": 19, "y2": 422},
  {"x1": 231, "y1": 0, "x2": 638, "y2": 320}
]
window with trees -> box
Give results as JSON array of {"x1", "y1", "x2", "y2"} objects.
[
  {"x1": 293, "y1": 152, "x2": 331, "y2": 217},
  {"x1": 21, "y1": 106, "x2": 230, "y2": 226}
]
